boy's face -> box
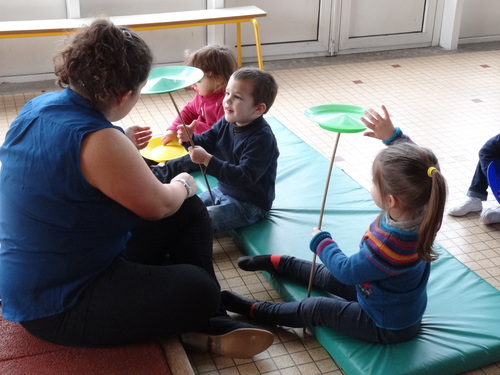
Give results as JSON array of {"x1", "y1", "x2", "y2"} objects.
[{"x1": 223, "y1": 77, "x2": 265, "y2": 126}]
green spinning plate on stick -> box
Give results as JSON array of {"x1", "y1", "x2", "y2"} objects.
[
  {"x1": 304, "y1": 104, "x2": 367, "y2": 133},
  {"x1": 140, "y1": 65, "x2": 214, "y2": 203},
  {"x1": 303, "y1": 104, "x2": 367, "y2": 300},
  {"x1": 141, "y1": 66, "x2": 204, "y2": 95}
]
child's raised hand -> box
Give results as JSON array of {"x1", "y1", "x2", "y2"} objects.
[
  {"x1": 125, "y1": 125, "x2": 152, "y2": 150},
  {"x1": 361, "y1": 105, "x2": 396, "y2": 141},
  {"x1": 188, "y1": 145, "x2": 211, "y2": 166},
  {"x1": 176, "y1": 120, "x2": 197, "y2": 144}
]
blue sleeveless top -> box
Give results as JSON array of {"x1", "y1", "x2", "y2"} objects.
[{"x1": 0, "y1": 89, "x2": 140, "y2": 321}]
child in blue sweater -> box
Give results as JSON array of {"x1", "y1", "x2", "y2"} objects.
[
  {"x1": 153, "y1": 68, "x2": 279, "y2": 234},
  {"x1": 222, "y1": 106, "x2": 448, "y2": 344}
]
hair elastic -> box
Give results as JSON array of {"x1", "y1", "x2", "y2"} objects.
[{"x1": 427, "y1": 167, "x2": 437, "y2": 177}]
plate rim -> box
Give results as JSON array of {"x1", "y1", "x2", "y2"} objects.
[
  {"x1": 142, "y1": 65, "x2": 204, "y2": 94},
  {"x1": 303, "y1": 104, "x2": 367, "y2": 133}
]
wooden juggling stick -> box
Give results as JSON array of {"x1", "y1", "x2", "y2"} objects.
[
  {"x1": 168, "y1": 92, "x2": 214, "y2": 204},
  {"x1": 306, "y1": 132, "x2": 341, "y2": 298}
]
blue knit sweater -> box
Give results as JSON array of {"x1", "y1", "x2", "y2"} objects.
[{"x1": 310, "y1": 213, "x2": 429, "y2": 330}]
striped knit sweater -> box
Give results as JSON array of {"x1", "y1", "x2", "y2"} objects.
[{"x1": 310, "y1": 213, "x2": 430, "y2": 330}]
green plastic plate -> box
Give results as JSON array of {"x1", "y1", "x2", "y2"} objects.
[
  {"x1": 304, "y1": 104, "x2": 367, "y2": 133},
  {"x1": 141, "y1": 66, "x2": 204, "y2": 94}
]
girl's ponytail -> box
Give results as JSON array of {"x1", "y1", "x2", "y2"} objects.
[{"x1": 418, "y1": 167, "x2": 447, "y2": 262}]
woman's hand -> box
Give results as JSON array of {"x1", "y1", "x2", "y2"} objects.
[
  {"x1": 125, "y1": 125, "x2": 152, "y2": 150},
  {"x1": 361, "y1": 105, "x2": 396, "y2": 141}
]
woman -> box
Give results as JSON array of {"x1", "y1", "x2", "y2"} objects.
[{"x1": 0, "y1": 19, "x2": 272, "y2": 358}]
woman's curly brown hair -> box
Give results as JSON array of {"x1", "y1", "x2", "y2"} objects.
[{"x1": 54, "y1": 18, "x2": 152, "y2": 107}]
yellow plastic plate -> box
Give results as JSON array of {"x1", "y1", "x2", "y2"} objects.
[
  {"x1": 140, "y1": 136, "x2": 188, "y2": 162},
  {"x1": 141, "y1": 66, "x2": 204, "y2": 95},
  {"x1": 304, "y1": 104, "x2": 367, "y2": 133}
]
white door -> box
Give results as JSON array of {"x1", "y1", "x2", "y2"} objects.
[
  {"x1": 223, "y1": 0, "x2": 334, "y2": 62},
  {"x1": 336, "y1": 0, "x2": 440, "y2": 54}
]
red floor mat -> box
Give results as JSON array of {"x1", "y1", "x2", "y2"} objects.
[{"x1": 0, "y1": 314, "x2": 172, "y2": 375}]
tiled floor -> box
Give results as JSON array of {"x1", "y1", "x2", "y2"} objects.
[{"x1": 2, "y1": 42, "x2": 500, "y2": 374}]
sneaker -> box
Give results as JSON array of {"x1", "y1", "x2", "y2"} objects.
[
  {"x1": 480, "y1": 206, "x2": 500, "y2": 224},
  {"x1": 181, "y1": 327, "x2": 273, "y2": 358},
  {"x1": 448, "y1": 197, "x2": 482, "y2": 216}
]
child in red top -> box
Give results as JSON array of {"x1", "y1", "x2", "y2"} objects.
[{"x1": 161, "y1": 45, "x2": 237, "y2": 145}]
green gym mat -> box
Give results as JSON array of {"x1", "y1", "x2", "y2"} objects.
[{"x1": 193, "y1": 116, "x2": 500, "y2": 375}]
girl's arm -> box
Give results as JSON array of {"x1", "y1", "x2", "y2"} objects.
[
  {"x1": 81, "y1": 128, "x2": 196, "y2": 220},
  {"x1": 310, "y1": 231, "x2": 389, "y2": 285},
  {"x1": 361, "y1": 105, "x2": 412, "y2": 145}
]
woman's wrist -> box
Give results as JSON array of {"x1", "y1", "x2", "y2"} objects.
[{"x1": 173, "y1": 178, "x2": 192, "y2": 198}]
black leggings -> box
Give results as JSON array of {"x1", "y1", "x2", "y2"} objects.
[
  {"x1": 21, "y1": 196, "x2": 221, "y2": 347},
  {"x1": 253, "y1": 256, "x2": 421, "y2": 344}
]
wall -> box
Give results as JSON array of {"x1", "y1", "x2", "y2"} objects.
[{"x1": 1, "y1": 0, "x2": 499, "y2": 82}]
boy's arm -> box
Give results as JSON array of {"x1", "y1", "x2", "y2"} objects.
[
  {"x1": 190, "y1": 117, "x2": 224, "y2": 150},
  {"x1": 188, "y1": 145, "x2": 211, "y2": 166}
]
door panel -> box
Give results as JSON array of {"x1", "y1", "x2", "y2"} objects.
[
  {"x1": 460, "y1": 0, "x2": 500, "y2": 41},
  {"x1": 223, "y1": 0, "x2": 333, "y2": 62},
  {"x1": 338, "y1": 0, "x2": 439, "y2": 53},
  {"x1": 349, "y1": 1, "x2": 425, "y2": 37}
]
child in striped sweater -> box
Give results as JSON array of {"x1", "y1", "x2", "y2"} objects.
[{"x1": 222, "y1": 106, "x2": 447, "y2": 343}]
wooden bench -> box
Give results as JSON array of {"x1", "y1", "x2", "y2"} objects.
[{"x1": 0, "y1": 6, "x2": 266, "y2": 69}]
